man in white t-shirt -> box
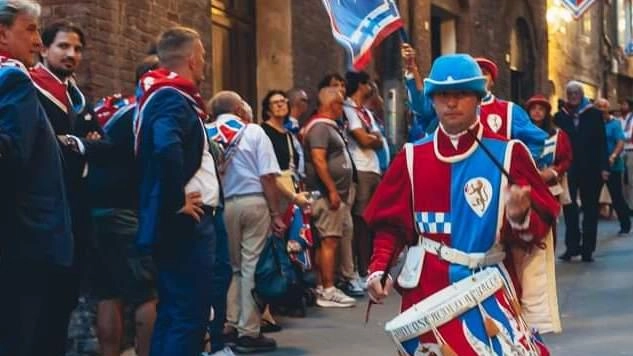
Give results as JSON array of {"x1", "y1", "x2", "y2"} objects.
[
  {"x1": 343, "y1": 71, "x2": 384, "y2": 292},
  {"x1": 207, "y1": 91, "x2": 285, "y2": 354}
]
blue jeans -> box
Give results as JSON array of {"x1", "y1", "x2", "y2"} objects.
[
  {"x1": 150, "y1": 212, "x2": 215, "y2": 356},
  {"x1": 208, "y1": 210, "x2": 232, "y2": 352}
]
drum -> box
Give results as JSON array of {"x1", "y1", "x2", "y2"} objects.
[{"x1": 385, "y1": 268, "x2": 544, "y2": 356}]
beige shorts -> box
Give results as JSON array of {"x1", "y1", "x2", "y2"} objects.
[{"x1": 312, "y1": 194, "x2": 353, "y2": 238}]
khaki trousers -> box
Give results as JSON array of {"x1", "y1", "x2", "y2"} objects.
[{"x1": 224, "y1": 195, "x2": 270, "y2": 337}]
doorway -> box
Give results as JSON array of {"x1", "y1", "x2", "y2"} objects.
[{"x1": 211, "y1": 0, "x2": 256, "y2": 105}]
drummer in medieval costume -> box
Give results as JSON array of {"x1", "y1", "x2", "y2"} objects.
[{"x1": 365, "y1": 54, "x2": 561, "y2": 356}]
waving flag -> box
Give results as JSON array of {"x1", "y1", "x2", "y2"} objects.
[
  {"x1": 560, "y1": 0, "x2": 597, "y2": 19},
  {"x1": 321, "y1": 0, "x2": 403, "y2": 70}
]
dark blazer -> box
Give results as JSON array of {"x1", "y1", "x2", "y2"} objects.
[
  {"x1": 136, "y1": 88, "x2": 205, "y2": 250},
  {"x1": 34, "y1": 77, "x2": 112, "y2": 260},
  {"x1": 88, "y1": 103, "x2": 139, "y2": 209},
  {"x1": 0, "y1": 66, "x2": 73, "y2": 266},
  {"x1": 554, "y1": 105, "x2": 608, "y2": 182},
  {"x1": 35, "y1": 81, "x2": 111, "y2": 179}
]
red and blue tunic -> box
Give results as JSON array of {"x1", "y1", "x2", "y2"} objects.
[
  {"x1": 480, "y1": 94, "x2": 549, "y2": 165},
  {"x1": 480, "y1": 94, "x2": 513, "y2": 139},
  {"x1": 365, "y1": 122, "x2": 559, "y2": 355}
]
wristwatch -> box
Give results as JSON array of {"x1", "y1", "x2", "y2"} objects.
[{"x1": 58, "y1": 134, "x2": 80, "y2": 153}]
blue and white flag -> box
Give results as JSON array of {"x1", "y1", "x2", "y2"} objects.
[{"x1": 321, "y1": 0, "x2": 403, "y2": 70}]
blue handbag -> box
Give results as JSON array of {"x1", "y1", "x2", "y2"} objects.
[{"x1": 254, "y1": 235, "x2": 299, "y2": 303}]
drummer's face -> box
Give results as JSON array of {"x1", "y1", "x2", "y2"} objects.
[{"x1": 432, "y1": 90, "x2": 480, "y2": 134}]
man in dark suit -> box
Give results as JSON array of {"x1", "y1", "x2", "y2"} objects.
[
  {"x1": 0, "y1": 1, "x2": 74, "y2": 355},
  {"x1": 29, "y1": 21, "x2": 111, "y2": 346},
  {"x1": 135, "y1": 27, "x2": 222, "y2": 356},
  {"x1": 31, "y1": 21, "x2": 109, "y2": 258},
  {"x1": 555, "y1": 81, "x2": 609, "y2": 262}
]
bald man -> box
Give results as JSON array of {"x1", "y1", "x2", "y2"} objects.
[
  {"x1": 554, "y1": 82, "x2": 608, "y2": 262},
  {"x1": 206, "y1": 90, "x2": 283, "y2": 353},
  {"x1": 302, "y1": 87, "x2": 357, "y2": 308}
]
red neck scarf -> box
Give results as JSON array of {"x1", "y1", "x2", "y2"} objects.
[
  {"x1": 137, "y1": 68, "x2": 207, "y2": 119},
  {"x1": 134, "y1": 68, "x2": 208, "y2": 153},
  {"x1": 29, "y1": 63, "x2": 74, "y2": 113},
  {"x1": 345, "y1": 99, "x2": 373, "y2": 129}
]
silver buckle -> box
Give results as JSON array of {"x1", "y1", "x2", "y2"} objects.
[{"x1": 435, "y1": 242, "x2": 446, "y2": 261}]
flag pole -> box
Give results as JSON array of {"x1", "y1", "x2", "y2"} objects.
[{"x1": 398, "y1": 28, "x2": 409, "y2": 44}]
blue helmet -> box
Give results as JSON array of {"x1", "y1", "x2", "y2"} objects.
[{"x1": 423, "y1": 54, "x2": 487, "y2": 98}]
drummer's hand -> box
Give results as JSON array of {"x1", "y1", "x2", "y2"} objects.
[
  {"x1": 367, "y1": 272, "x2": 393, "y2": 304},
  {"x1": 505, "y1": 184, "x2": 531, "y2": 224}
]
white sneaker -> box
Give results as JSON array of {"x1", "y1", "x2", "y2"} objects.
[
  {"x1": 351, "y1": 276, "x2": 366, "y2": 292},
  {"x1": 315, "y1": 285, "x2": 324, "y2": 296},
  {"x1": 358, "y1": 275, "x2": 368, "y2": 291},
  {"x1": 202, "y1": 346, "x2": 236, "y2": 356},
  {"x1": 317, "y1": 287, "x2": 356, "y2": 308}
]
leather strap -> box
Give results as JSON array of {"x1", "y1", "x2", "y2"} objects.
[{"x1": 421, "y1": 239, "x2": 506, "y2": 269}]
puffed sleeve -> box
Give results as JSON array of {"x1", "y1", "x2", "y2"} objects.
[
  {"x1": 364, "y1": 150, "x2": 415, "y2": 274},
  {"x1": 502, "y1": 141, "x2": 560, "y2": 246},
  {"x1": 552, "y1": 130, "x2": 572, "y2": 176}
]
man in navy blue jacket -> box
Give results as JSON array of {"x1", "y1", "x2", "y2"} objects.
[
  {"x1": 30, "y1": 21, "x2": 112, "y2": 350},
  {"x1": 0, "y1": 1, "x2": 74, "y2": 355},
  {"x1": 135, "y1": 27, "x2": 222, "y2": 356},
  {"x1": 31, "y1": 23, "x2": 110, "y2": 268},
  {"x1": 89, "y1": 54, "x2": 160, "y2": 356}
]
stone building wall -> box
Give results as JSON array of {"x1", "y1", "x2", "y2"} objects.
[
  {"x1": 39, "y1": 0, "x2": 550, "y2": 107},
  {"x1": 289, "y1": 0, "x2": 345, "y2": 104},
  {"x1": 547, "y1": 0, "x2": 604, "y2": 104},
  {"x1": 40, "y1": 0, "x2": 212, "y2": 100},
  {"x1": 466, "y1": 0, "x2": 548, "y2": 101}
]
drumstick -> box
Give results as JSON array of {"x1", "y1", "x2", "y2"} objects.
[{"x1": 365, "y1": 245, "x2": 400, "y2": 325}]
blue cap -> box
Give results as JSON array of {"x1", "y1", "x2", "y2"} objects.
[{"x1": 423, "y1": 54, "x2": 487, "y2": 98}]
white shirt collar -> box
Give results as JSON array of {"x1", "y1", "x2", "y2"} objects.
[{"x1": 439, "y1": 119, "x2": 480, "y2": 149}]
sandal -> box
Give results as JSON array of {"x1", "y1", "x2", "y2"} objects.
[{"x1": 260, "y1": 319, "x2": 282, "y2": 333}]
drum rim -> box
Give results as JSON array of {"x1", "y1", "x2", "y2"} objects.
[{"x1": 385, "y1": 267, "x2": 505, "y2": 342}]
